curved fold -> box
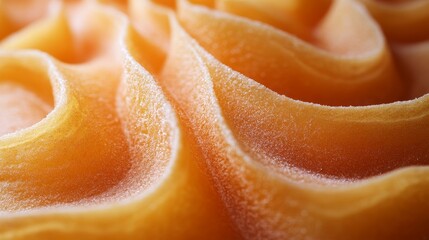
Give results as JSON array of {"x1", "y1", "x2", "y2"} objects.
[
  {"x1": 177, "y1": 0, "x2": 406, "y2": 106},
  {"x1": 161, "y1": 14, "x2": 429, "y2": 240},
  {"x1": 0, "y1": 1, "x2": 237, "y2": 239},
  {"x1": 1, "y1": 0, "x2": 429, "y2": 239}
]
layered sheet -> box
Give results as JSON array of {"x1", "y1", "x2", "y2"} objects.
[{"x1": 1, "y1": 0, "x2": 429, "y2": 239}]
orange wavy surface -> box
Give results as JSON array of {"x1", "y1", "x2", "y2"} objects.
[{"x1": 0, "y1": 0, "x2": 429, "y2": 239}]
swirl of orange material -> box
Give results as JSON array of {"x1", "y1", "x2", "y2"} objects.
[{"x1": 0, "y1": 0, "x2": 429, "y2": 239}]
